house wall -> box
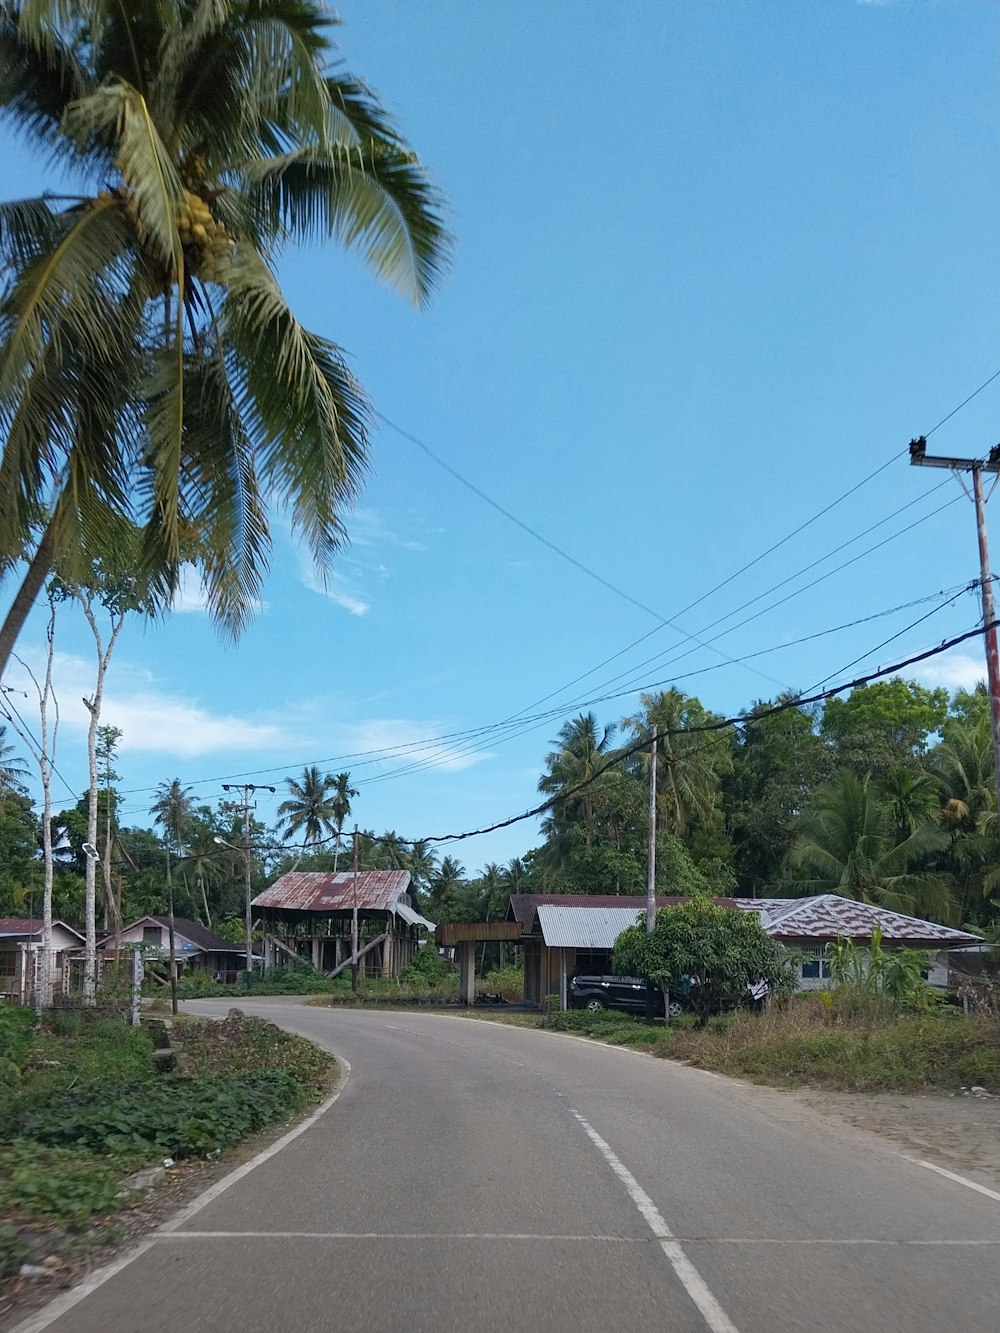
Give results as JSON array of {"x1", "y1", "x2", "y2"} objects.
[{"x1": 791, "y1": 944, "x2": 952, "y2": 991}]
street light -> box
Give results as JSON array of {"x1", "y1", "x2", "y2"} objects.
[{"x1": 215, "y1": 835, "x2": 254, "y2": 978}]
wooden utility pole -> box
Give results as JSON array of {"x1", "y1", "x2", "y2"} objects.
[
  {"x1": 646, "y1": 725, "x2": 658, "y2": 933},
  {"x1": 645, "y1": 725, "x2": 658, "y2": 1025},
  {"x1": 351, "y1": 824, "x2": 360, "y2": 993},
  {"x1": 910, "y1": 438, "x2": 1000, "y2": 798}
]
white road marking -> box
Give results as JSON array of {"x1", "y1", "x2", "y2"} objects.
[
  {"x1": 899, "y1": 1155, "x2": 1000, "y2": 1204},
  {"x1": 159, "y1": 1230, "x2": 644, "y2": 1242},
  {"x1": 153, "y1": 1231, "x2": 1000, "y2": 1246},
  {"x1": 8, "y1": 1059, "x2": 352, "y2": 1333},
  {"x1": 570, "y1": 1110, "x2": 739, "y2": 1333}
]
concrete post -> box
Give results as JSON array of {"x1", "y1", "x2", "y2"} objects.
[{"x1": 458, "y1": 940, "x2": 476, "y2": 1005}]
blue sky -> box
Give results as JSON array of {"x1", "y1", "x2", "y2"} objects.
[{"x1": 4, "y1": 0, "x2": 1000, "y2": 873}]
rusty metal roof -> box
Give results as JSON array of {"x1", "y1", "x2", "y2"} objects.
[
  {"x1": 252, "y1": 869, "x2": 412, "y2": 913},
  {"x1": 0, "y1": 918, "x2": 84, "y2": 940},
  {"x1": 735, "y1": 894, "x2": 980, "y2": 946}
]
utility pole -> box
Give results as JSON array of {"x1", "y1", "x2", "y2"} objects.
[
  {"x1": 645, "y1": 725, "x2": 658, "y2": 1026},
  {"x1": 909, "y1": 438, "x2": 1000, "y2": 798},
  {"x1": 351, "y1": 824, "x2": 360, "y2": 994},
  {"x1": 222, "y1": 782, "x2": 275, "y2": 980}
]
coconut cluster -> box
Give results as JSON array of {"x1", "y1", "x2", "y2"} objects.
[{"x1": 176, "y1": 188, "x2": 234, "y2": 285}]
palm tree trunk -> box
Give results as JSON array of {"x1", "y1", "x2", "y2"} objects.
[{"x1": 0, "y1": 518, "x2": 58, "y2": 681}]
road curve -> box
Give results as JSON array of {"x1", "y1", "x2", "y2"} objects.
[{"x1": 13, "y1": 1000, "x2": 1000, "y2": 1333}]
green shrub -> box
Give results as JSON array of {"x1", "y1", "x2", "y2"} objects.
[
  {"x1": 0, "y1": 1143, "x2": 122, "y2": 1228},
  {"x1": 15, "y1": 1069, "x2": 312, "y2": 1158},
  {"x1": 400, "y1": 948, "x2": 454, "y2": 983},
  {"x1": 481, "y1": 963, "x2": 524, "y2": 1001},
  {"x1": 0, "y1": 1005, "x2": 37, "y2": 1085}
]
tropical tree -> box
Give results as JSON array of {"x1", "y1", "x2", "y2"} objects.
[
  {"x1": 786, "y1": 770, "x2": 954, "y2": 918},
  {"x1": 0, "y1": 0, "x2": 449, "y2": 674},
  {"x1": 278, "y1": 765, "x2": 338, "y2": 850},
  {"x1": 151, "y1": 778, "x2": 194, "y2": 919},
  {"x1": 621, "y1": 689, "x2": 732, "y2": 838},
  {"x1": 613, "y1": 896, "x2": 797, "y2": 1025},
  {"x1": 538, "y1": 713, "x2": 616, "y2": 847},
  {"x1": 330, "y1": 771, "x2": 357, "y2": 872},
  {"x1": 930, "y1": 717, "x2": 995, "y2": 831},
  {"x1": 0, "y1": 723, "x2": 27, "y2": 792},
  {"x1": 429, "y1": 854, "x2": 465, "y2": 909}
]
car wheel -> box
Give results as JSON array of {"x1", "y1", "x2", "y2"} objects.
[
  {"x1": 667, "y1": 1000, "x2": 684, "y2": 1019},
  {"x1": 585, "y1": 997, "x2": 605, "y2": 1012}
]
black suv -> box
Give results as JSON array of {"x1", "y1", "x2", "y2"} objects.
[{"x1": 568, "y1": 974, "x2": 683, "y2": 1018}]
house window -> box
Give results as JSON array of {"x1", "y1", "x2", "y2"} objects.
[
  {"x1": 801, "y1": 953, "x2": 831, "y2": 980},
  {"x1": 142, "y1": 926, "x2": 162, "y2": 945}
]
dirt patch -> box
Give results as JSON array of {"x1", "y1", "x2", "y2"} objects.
[{"x1": 794, "y1": 1087, "x2": 1000, "y2": 1189}]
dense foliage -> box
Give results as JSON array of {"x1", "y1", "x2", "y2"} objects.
[
  {"x1": 613, "y1": 897, "x2": 797, "y2": 1022},
  {"x1": 1, "y1": 679, "x2": 999, "y2": 949}
]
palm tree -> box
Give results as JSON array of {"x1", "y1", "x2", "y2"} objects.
[
  {"x1": 330, "y1": 771, "x2": 358, "y2": 872},
  {"x1": 787, "y1": 769, "x2": 954, "y2": 919},
  {"x1": 930, "y1": 717, "x2": 995, "y2": 831},
  {"x1": 0, "y1": 0, "x2": 449, "y2": 674},
  {"x1": 151, "y1": 778, "x2": 195, "y2": 893},
  {"x1": 538, "y1": 713, "x2": 615, "y2": 846},
  {"x1": 278, "y1": 766, "x2": 338, "y2": 850},
  {"x1": 178, "y1": 820, "x2": 223, "y2": 927},
  {"x1": 0, "y1": 724, "x2": 27, "y2": 793},
  {"x1": 882, "y1": 767, "x2": 942, "y2": 843},
  {"x1": 621, "y1": 689, "x2": 731, "y2": 838},
  {"x1": 430, "y1": 855, "x2": 465, "y2": 909},
  {"x1": 405, "y1": 839, "x2": 439, "y2": 900}
]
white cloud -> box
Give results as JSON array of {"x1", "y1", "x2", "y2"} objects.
[
  {"x1": 296, "y1": 553, "x2": 370, "y2": 615},
  {"x1": 169, "y1": 566, "x2": 210, "y2": 614},
  {"x1": 911, "y1": 652, "x2": 987, "y2": 692},
  {"x1": 343, "y1": 718, "x2": 490, "y2": 774},
  {"x1": 3, "y1": 650, "x2": 287, "y2": 757},
  {"x1": 350, "y1": 507, "x2": 425, "y2": 551}
]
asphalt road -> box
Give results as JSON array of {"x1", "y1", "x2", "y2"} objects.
[{"x1": 12, "y1": 999, "x2": 1000, "y2": 1333}]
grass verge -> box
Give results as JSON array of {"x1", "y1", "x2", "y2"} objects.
[
  {"x1": 469, "y1": 997, "x2": 1000, "y2": 1093},
  {"x1": 0, "y1": 1006, "x2": 335, "y2": 1284}
]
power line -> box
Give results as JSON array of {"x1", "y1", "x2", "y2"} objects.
[
  {"x1": 414, "y1": 618, "x2": 995, "y2": 846},
  {"x1": 245, "y1": 618, "x2": 994, "y2": 851},
  {"x1": 378, "y1": 365, "x2": 1000, "y2": 705},
  {"x1": 113, "y1": 578, "x2": 981, "y2": 811}
]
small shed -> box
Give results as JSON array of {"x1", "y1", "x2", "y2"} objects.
[{"x1": 252, "y1": 870, "x2": 436, "y2": 978}]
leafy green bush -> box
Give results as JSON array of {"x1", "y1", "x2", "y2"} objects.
[
  {"x1": 0, "y1": 1005, "x2": 37, "y2": 1085},
  {"x1": 0, "y1": 1143, "x2": 122, "y2": 1228},
  {"x1": 481, "y1": 963, "x2": 524, "y2": 1001},
  {"x1": 171, "y1": 965, "x2": 348, "y2": 999},
  {"x1": 538, "y1": 1009, "x2": 657, "y2": 1046},
  {"x1": 15, "y1": 1070, "x2": 311, "y2": 1158},
  {"x1": 400, "y1": 948, "x2": 454, "y2": 983}
]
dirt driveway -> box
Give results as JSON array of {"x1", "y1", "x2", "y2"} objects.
[{"x1": 795, "y1": 1087, "x2": 1000, "y2": 1190}]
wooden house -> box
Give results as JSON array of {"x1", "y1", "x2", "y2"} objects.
[{"x1": 252, "y1": 870, "x2": 436, "y2": 978}]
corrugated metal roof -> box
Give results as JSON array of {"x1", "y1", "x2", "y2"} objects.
[
  {"x1": 744, "y1": 894, "x2": 980, "y2": 946},
  {"x1": 252, "y1": 869, "x2": 412, "y2": 913},
  {"x1": 537, "y1": 904, "x2": 646, "y2": 949},
  {"x1": 393, "y1": 902, "x2": 437, "y2": 931},
  {"x1": 507, "y1": 894, "x2": 743, "y2": 936},
  {"x1": 533, "y1": 894, "x2": 980, "y2": 950}
]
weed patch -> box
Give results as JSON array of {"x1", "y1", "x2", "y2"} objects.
[{"x1": 658, "y1": 999, "x2": 1000, "y2": 1092}]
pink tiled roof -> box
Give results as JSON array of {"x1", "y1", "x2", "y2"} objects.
[
  {"x1": 252, "y1": 869, "x2": 411, "y2": 913},
  {"x1": 736, "y1": 894, "x2": 979, "y2": 947}
]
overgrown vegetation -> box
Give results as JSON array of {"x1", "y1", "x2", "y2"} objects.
[
  {"x1": 0, "y1": 1007, "x2": 334, "y2": 1245},
  {"x1": 661, "y1": 995, "x2": 1000, "y2": 1092}
]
